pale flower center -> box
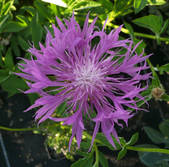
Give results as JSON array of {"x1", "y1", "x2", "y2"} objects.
[{"x1": 73, "y1": 61, "x2": 103, "y2": 91}]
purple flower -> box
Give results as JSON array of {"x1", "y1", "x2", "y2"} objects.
[{"x1": 17, "y1": 13, "x2": 151, "y2": 150}]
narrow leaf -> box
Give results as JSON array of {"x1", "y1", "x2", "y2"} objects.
[
  {"x1": 127, "y1": 133, "x2": 139, "y2": 146},
  {"x1": 31, "y1": 12, "x2": 43, "y2": 48},
  {"x1": 3, "y1": 21, "x2": 27, "y2": 32},
  {"x1": 134, "y1": 0, "x2": 147, "y2": 14},
  {"x1": 147, "y1": 0, "x2": 166, "y2": 5},
  {"x1": 4, "y1": 48, "x2": 14, "y2": 70},
  {"x1": 0, "y1": 69, "x2": 9, "y2": 84},
  {"x1": 99, "y1": 151, "x2": 109, "y2": 167},
  {"x1": 159, "y1": 120, "x2": 169, "y2": 138},
  {"x1": 17, "y1": 36, "x2": 29, "y2": 51},
  {"x1": 117, "y1": 147, "x2": 127, "y2": 160}
]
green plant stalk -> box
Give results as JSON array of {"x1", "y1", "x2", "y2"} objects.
[
  {"x1": 1, "y1": 125, "x2": 169, "y2": 155},
  {"x1": 93, "y1": 144, "x2": 99, "y2": 167},
  {"x1": 0, "y1": 126, "x2": 38, "y2": 132},
  {"x1": 126, "y1": 146, "x2": 169, "y2": 155},
  {"x1": 134, "y1": 32, "x2": 169, "y2": 42},
  {"x1": 111, "y1": 24, "x2": 169, "y2": 42}
]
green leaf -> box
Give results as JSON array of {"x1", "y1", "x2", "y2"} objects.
[
  {"x1": 134, "y1": 0, "x2": 147, "y2": 14},
  {"x1": 76, "y1": 150, "x2": 89, "y2": 157},
  {"x1": 133, "y1": 38, "x2": 146, "y2": 55},
  {"x1": 98, "y1": 0, "x2": 113, "y2": 11},
  {"x1": 68, "y1": 0, "x2": 101, "y2": 12},
  {"x1": 71, "y1": 154, "x2": 93, "y2": 167},
  {"x1": 160, "y1": 19, "x2": 169, "y2": 34},
  {"x1": 147, "y1": 0, "x2": 166, "y2": 5},
  {"x1": 0, "y1": 1, "x2": 3, "y2": 15},
  {"x1": 0, "y1": 69, "x2": 9, "y2": 84},
  {"x1": 138, "y1": 145, "x2": 169, "y2": 167},
  {"x1": 124, "y1": 22, "x2": 134, "y2": 38},
  {"x1": 117, "y1": 147, "x2": 127, "y2": 160},
  {"x1": 27, "y1": 93, "x2": 39, "y2": 105},
  {"x1": 0, "y1": 14, "x2": 10, "y2": 33},
  {"x1": 16, "y1": 15, "x2": 28, "y2": 25},
  {"x1": 34, "y1": 0, "x2": 50, "y2": 20},
  {"x1": 31, "y1": 12, "x2": 43, "y2": 48},
  {"x1": 20, "y1": 6, "x2": 35, "y2": 16},
  {"x1": 159, "y1": 120, "x2": 169, "y2": 138},
  {"x1": 3, "y1": 21, "x2": 27, "y2": 32},
  {"x1": 17, "y1": 36, "x2": 29, "y2": 51},
  {"x1": 113, "y1": 0, "x2": 133, "y2": 17},
  {"x1": 99, "y1": 151, "x2": 109, "y2": 167},
  {"x1": 1, "y1": 0, "x2": 14, "y2": 15},
  {"x1": 144, "y1": 126, "x2": 167, "y2": 144},
  {"x1": 133, "y1": 15, "x2": 163, "y2": 34},
  {"x1": 96, "y1": 133, "x2": 121, "y2": 151},
  {"x1": 161, "y1": 94, "x2": 169, "y2": 102},
  {"x1": 127, "y1": 133, "x2": 139, "y2": 146},
  {"x1": 57, "y1": 101, "x2": 67, "y2": 116},
  {"x1": 1, "y1": 75, "x2": 28, "y2": 97},
  {"x1": 0, "y1": 50, "x2": 4, "y2": 67},
  {"x1": 4, "y1": 48, "x2": 14, "y2": 70},
  {"x1": 158, "y1": 63, "x2": 169, "y2": 74},
  {"x1": 11, "y1": 36, "x2": 21, "y2": 57},
  {"x1": 11, "y1": 41, "x2": 21, "y2": 57}
]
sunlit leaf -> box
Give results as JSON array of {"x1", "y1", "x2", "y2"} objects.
[
  {"x1": 42, "y1": 0, "x2": 67, "y2": 7},
  {"x1": 67, "y1": 0, "x2": 101, "y2": 12},
  {"x1": 1, "y1": 0, "x2": 14, "y2": 15},
  {"x1": 147, "y1": 0, "x2": 166, "y2": 5},
  {"x1": 134, "y1": 0, "x2": 147, "y2": 14}
]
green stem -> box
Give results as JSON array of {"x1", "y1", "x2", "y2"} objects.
[
  {"x1": 0, "y1": 126, "x2": 38, "y2": 132},
  {"x1": 93, "y1": 144, "x2": 99, "y2": 167},
  {"x1": 126, "y1": 146, "x2": 169, "y2": 155},
  {"x1": 2, "y1": 124, "x2": 169, "y2": 156},
  {"x1": 134, "y1": 32, "x2": 169, "y2": 42},
  {"x1": 111, "y1": 24, "x2": 169, "y2": 42},
  {"x1": 84, "y1": 132, "x2": 169, "y2": 156}
]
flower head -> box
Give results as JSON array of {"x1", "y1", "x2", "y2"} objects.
[{"x1": 17, "y1": 13, "x2": 151, "y2": 150}]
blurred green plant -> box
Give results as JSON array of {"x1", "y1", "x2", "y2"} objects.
[
  {"x1": 138, "y1": 120, "x2": 169, "y2": 167},
  {"x1": 0, "y1": 0, "x2": 169, "y2": 166}
]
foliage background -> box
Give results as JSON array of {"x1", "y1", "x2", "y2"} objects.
[{"x1": 0, "y1": 0, "x2": 169, "y2": 167}]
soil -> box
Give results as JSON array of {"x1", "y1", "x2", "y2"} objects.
[{"x1": 0, "y1": 92, "x2": 71, "y2": 167}]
